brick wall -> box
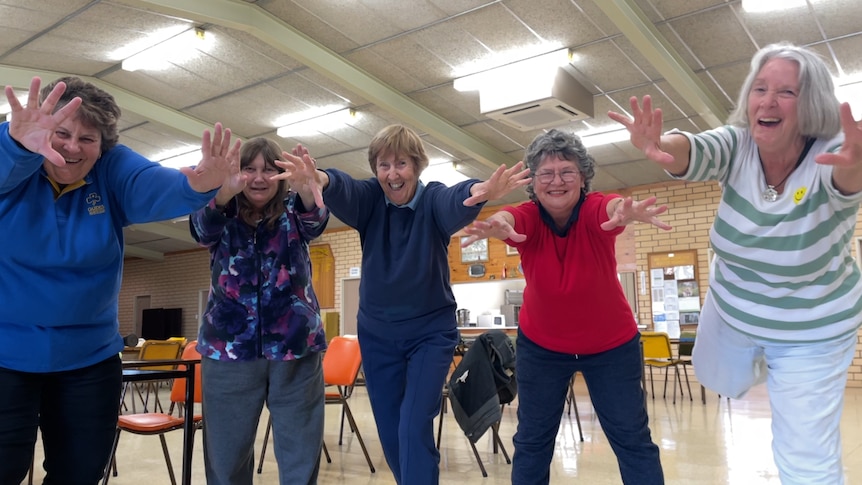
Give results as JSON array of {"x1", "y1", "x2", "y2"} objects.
[
  {"x1": 119, "y1": 228, "x2": 364, "y2": 338},
  {"x1": 119, "y1": 192, "x2": 862, "y2": 386}
]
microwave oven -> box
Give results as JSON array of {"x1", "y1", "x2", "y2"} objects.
[
  {"x1": 500, "y1": 304, "x2": 520, "y2": 327},
  {"x1": 477, "y1": 314, "x2": 505, "y2": 326}
]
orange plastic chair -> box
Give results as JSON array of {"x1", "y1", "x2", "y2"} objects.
[
  {"x1": 257, "y1": 336, "x2": 375, "y2": 474},
  {"x1": 103, "y1": 341, "x2": 203, "y2": 485}
]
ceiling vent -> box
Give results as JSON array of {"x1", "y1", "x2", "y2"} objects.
[{"x1": 480, "y1": 67, "x2": 594, "y2": 131}]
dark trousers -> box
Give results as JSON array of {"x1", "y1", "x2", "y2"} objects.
[
  {"x1": 358, "y1": 326, "x2": 458, "y2": 485},
  {"x1": 512, "y1": 331, "x2": 664, "y2": 485},
  {"x1": 0, "y1": 355, "x2": 122, "y2": 485}
]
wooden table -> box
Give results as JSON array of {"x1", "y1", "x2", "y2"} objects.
[{"x1": 121, "y1": 358, "x2": 200, "y2": 485}]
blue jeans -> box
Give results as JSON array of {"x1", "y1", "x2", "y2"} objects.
[
  {"x1": 358, "y1": 326, "x2": 459, "y2": 485},
  {"x1": 0, "y1": 355, "x2": 123, "y2": 485},
  {"x1": 512, "y1": 331, "x2": 663, "y2": 485},
  {"x1": 201, "y1": 354, "x2": 324, "y2": 485}
]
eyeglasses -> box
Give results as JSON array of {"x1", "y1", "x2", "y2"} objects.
[{"x1": 534, "y1": 170, "x2": 579, "y2": 184}]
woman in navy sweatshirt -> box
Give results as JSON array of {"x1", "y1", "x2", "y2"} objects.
[{"x1": 275, "y1": 124, "x2": 528, "y2": 485}]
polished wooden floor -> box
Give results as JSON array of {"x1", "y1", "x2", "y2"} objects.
[{"x1": 25, "y1": 372, "x2": 862, "y2": 484}]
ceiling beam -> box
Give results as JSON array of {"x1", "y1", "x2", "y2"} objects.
[
  {"x1": 0, "y1": 64, "x2": 216, "y2": 139},
  {"x1": 126, "y1": 0, "x2": 514, "y2": 169},
  {"x1": 592, "y1": 0, "x2": 726, "y2": 128},
  {"x1": 123, "y1": 245, "x2": 165, "y2": 261}
]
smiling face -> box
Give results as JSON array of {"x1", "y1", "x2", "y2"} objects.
[
  {"x1": 375, "y1": 151, "x2": 418, "y2": 206},
  {"x1": 532, "y1": 155, "x2": 583, "y2": 218},
  {"x1": 747, "y1": 58, "x2": 802, "y2": 154},
  {"x1": 241, "y1": 153, "x2": 280, "y2": 210},
  {"x1": 42, "y1": 116, "x2": 102, "y2": 185}
]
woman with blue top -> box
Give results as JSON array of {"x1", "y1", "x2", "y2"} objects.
[
  {"x1": 0, "y1": 76, "x2": 235, "y2": 483},
  {"x1": 276, "y1": 124, "x2": 529, "y2": 485},
  {"x1": 609, "y1": 43, "x2": 862, "y2": 484},
  {"x1": 190, "y1": 137, "x2": 329, "y2": 485}
]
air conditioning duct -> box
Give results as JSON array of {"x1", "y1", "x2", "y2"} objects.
[{"x1": 480, "y1": 67, "x2": 594, "y2": 131}]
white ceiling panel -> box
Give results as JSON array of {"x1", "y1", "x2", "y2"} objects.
[{"x1": 0, "y1": 0, "x2": 858, "y2": 259}]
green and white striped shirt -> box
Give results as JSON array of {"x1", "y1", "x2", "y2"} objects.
[{"x1": 673, "y1": 126, "x2": 862, "y2": 343}]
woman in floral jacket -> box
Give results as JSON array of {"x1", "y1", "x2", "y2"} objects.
[{"x1": 190, "y1": 137, "x2": 329, "y2": 485}]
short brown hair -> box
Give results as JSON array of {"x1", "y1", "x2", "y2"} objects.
[
  {"x1": 366, "y1": 124, "x2": 429, "y2": 174},
  {"x1": 40, "y1": 76, "x2": 121, "y2": 153}
]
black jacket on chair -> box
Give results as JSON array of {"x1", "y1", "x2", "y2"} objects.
[{"x1": 448, "y1": 330, "x2": 516, "y2": 442}]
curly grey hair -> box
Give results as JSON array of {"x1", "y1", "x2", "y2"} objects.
[{"x1": 523, "y1": 129, "x2": 595, "y2": 202}]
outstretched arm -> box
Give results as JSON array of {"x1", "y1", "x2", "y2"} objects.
[
  {"x1": 815, "y1": 102, "x2": 862, "y2": 195},
  {"x1": 608, "y1": 95, "x2": 692, "y2": 175},
  {"x1": 601, "y1": 196, "x2": 672, "y2": 232}
]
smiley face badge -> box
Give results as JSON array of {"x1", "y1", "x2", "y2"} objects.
[{"x1": 793, "y1": 186, "x2": 807, "y2": 204}]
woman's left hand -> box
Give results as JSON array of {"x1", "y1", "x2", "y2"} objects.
[
  {"x1": 816, "y1": 102, "x2": 862, "y2": 195},
  {"x1": 272, "y1": 144, "x2": 325, "y2": 209},
  {"x1": 181, "y1": 122, "x2": 241, "y2": 193},
  {"x1": 601, "y1": 196, "x2": 672, "y2": 231},
  {"x1": 463, "y1": 161, "x2": 531, "y2": 207}
]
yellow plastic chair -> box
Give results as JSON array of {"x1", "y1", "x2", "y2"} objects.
[
  {"x1": 640, "y1": 331, "x2": 689, "y2": 404},
  {"x1": 125, "y1": 339, "x2": 184, "y2": 413}
]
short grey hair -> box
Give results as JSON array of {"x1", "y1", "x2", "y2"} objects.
[
  {"x1": 523, "y1": 129, "x2": 595, "y2": 202},
  {"x1": 727, "y1": 43, "x2": 841, "y2": 138}
]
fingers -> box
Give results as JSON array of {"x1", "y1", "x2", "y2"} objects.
[
  {"x1": 53, "y1": 97, "x2": 82, "y2": 121},
  {"x1": 27, "y1": 77, "x2": 42, "y2": 110},
  {"x1": 5, "y1": 85, "x2": 22, "y2": 111},
  {"x1": 200, "y1": 129, "x2": 213, "y2": 159},
  {"x1": 217, "y1": 126, "x2": 232, "y2": 157}
]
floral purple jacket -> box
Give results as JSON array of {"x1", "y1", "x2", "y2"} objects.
[{"x1": 190, "y1": 193, "x2": 329, "y2": 361}]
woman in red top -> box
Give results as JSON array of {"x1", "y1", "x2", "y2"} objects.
[{"x1": 461, "y1": 129, "x2": 670, "y2": 485}]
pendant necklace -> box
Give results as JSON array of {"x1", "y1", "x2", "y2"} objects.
[{"x1": 759, "y1": 137, "x2": 815, "y2": 202}]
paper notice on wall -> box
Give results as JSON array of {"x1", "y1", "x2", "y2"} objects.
[
  {"x1": 654, "y1": 320, "x2": 668, "y2": 334},
  {"x1": 667, "y1": 320, "x2": 680, "y2": 339}
]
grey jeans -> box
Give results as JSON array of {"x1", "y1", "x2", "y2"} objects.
[{"x1": 201, "y1": 354, "x2": 325, "y2": 485}]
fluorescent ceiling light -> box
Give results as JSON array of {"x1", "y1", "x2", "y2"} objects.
[
  {"x1": 157, "y1": 149, "x2": 201, "y2": 170},
  {"x1": 578, "y1": 129, "x2": 631, "y2": 148},
  {"x1": 741, "y1": 0, "x2": 806, "y2": 13},
  {"x1": 276, "y1": 108, "x2": 357, "y2": 138},
  {"x1": 453, "y1": 48, "x2": 572, "y2": 92},
  {"x1": 420, "y1": 160, "x2": 469, "y2": 187},
  {"x1": 122, "y1": 27, "x2": 210, "y2": 72}
]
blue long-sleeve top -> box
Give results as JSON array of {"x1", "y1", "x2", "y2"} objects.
[
  {"x1": 190, "y1": 195, "x2": 329, "y2": 361},
  {"x1": 0, "y1": 122, "x2": 217, "y2": 372},
  {"x1": 322, "y1": 168, "x2": 485, "y2": 339}
]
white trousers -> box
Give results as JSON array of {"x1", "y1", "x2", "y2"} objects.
[{"x1": 693, "y1": 294, "x2": 857, "y2": 485}]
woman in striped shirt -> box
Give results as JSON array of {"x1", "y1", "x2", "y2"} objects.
[{"x1": 610, "y1": 43, "x2": 862, "y2": 485}]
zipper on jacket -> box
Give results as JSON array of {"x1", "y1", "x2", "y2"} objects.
[{"x1": 254, "y1": 226, "x2": 264, "y2": 358}]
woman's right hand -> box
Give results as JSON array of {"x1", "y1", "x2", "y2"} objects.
[
  {"x1": 461, "y1": 217, "x2": 525, "y2": 247},
  {"x1": 5, "y1": 77, "x2": 82, "y2": 167},
  {"x1": 608, "y1": 95, "x2": 676, "y2": 166}
]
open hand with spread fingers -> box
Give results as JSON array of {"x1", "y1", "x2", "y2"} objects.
[
  {"x1": 600, "y1": 196, "x2": 672, "y2": 231},
  {"x1": 272, "y1": 144, "x2": 325, "y2": 209},
  {"x1": 461, "y1": 217, "x2": 526, "y2": 248},
  {"x1": 181, "y1": 122, "x2": 241, "y2": 193},
  {"x1": 463, "y1": 161, "x2": 531, "y2": 206},
  {"x1": 5, "y1": 77, "x2": 82, "y2": 167},
  {"x1": 608, "y1": 95, "x2": 676, "y2": 166}
]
